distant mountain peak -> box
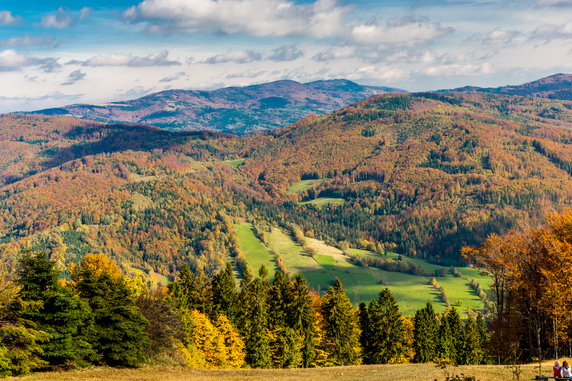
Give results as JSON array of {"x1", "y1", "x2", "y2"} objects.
[
  {"x1": 446, "y1": 73, "x2": 572, "y2": 100},
  {"x1": 28, "y1": 79, "x2": 405, "y2": 134}
]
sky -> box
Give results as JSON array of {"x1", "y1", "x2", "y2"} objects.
[{"x1": 0, "y1": 0, "x2": 571, "y2": 112}]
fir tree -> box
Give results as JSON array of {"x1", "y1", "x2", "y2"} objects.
[
  {"x1": 289, "y1": 274, "x2": 316, "y2": 368},
  {"x1": 460, "y1": 315, "x2": 482, "y2": 365},
  {"x1": 444, "y1": 307, "x2": 464, "y2": 364},
  {"x1": 268, "y1": 270, "x2": 292, "y2": 329},
  {"x1": 363, "y1": 289, "x2": 406, "y2": 364},
  {"x1": 413, "y1": 302, "x2": 439, "y2": 363},
  {"x1": 321, "y1": 279, "x2": 361, "y2": 365},
  {"x1": 476, "y1": 314, "x2": 489, "y2": 364},
  {"x1": 15, "y1": 250, "x2": 95, "y2": 368},
  {"x1": 436, "y1": 314, "x2": 455, "y2": 361},
  {"x1": 73, "y1": 255, "x2": 150, "y2": 367},
  {"x1": 169, "y1": 265, "x2": 212, "y2": 315},
  {"x1": 237, "y1": 271, "x2": 271, "y2": 368},
  {"x1": 211, "y1": 263, "x2": 238, "y2": 320}
]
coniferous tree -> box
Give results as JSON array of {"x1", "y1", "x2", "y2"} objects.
[
  {"x1": 268, "y1": 270, "x2": 292, "y2": 329},
  {"x1": 358, "y1": 302, "x2": 370, "y2": 355},
  {"x1": 436, "y1": 314, "x2": 455, "y2": 361},
  {"x1": 476, "y1": 314, "x2": 489, "y2": 364},
  {"x1": 460, "y1": 314, "x2": 482, "y2": 365},
  {"x1": 321, "y1": 279, "x2": 361, "y2": 365},
  {"x1": 211, "y1": 263, "x2": 238, "y2": 320},
  {"x1": 363, "y1": 289, "x2": 406, "y2": 364},
  {"x1": 169, "y1": 265, "x2": 212, "y2": 315},
  {"x1": 73, "y1": 255, "x2": 150, "y2": 367},
  {"x1": 444, "y1": 307, "x2": 464, "y2": 364},
  {"x1": 15, "y1": 250, "x2": 95, "y2": 368},
  {"x1": 413, "y1": 302, "x2": 439, "y2": 363},
  {"x1": 237, "y1": 267, "x2": 271, "y2": 368},
  {"x1": 289, "y1": 274, "x2": 316, "y2": 368}
]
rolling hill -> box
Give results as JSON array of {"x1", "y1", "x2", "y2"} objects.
[
  {"x1": 29, "y1": 79, "x2": 402, "y2": 134},
  {"x1": 2, "y1": 77, "x2": 572, "y2": 311}
]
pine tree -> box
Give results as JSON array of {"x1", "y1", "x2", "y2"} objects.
[
  {"x1": 15, "y1": 250, "x2": 95, "y2": 368},
  {"x1": 289, "y1": 274, "x2": 316, "y2": 368},
  {"x1": 358, "y1": 302, "x2": 370, "y2": 356},
  {"x1": 363, "y1": 289, "x2": 406, "y2": 364},
  {"x1": 73, "y1": 255, "x2": 150, "y2": 367},
  {"x1": 269, "y1": 327, "x2": 302, "y2": 368},
  {"x1": 321, "y1": 279, "x2": 361, "y2": 365},
  {"x1": 413, "y1": 302, "x2": 439, "y2": 363}
]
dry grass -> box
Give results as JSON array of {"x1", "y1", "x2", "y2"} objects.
[{"x1": 8, "y1": 362, "x2": 549, "y2": 381}]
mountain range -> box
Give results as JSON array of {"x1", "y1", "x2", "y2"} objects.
[{"x1": 30, "y1": 79, "x2": 401, "y2": 134}]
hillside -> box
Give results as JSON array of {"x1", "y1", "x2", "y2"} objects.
[
  {"x1": 29, "y1": 79, "x2": 402, "y2": 134},
  {"x1": 451, "y1": 73, "x2": 572, "y2": 100},
  {"x1": 2, "y1": 87, "x2": 572, "y2": 310},
  {"x1": 244, "y1": 91, "x2": 572, "y2": 259}
]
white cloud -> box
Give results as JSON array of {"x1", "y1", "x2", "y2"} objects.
[
  {"x1": 531, "y1": 22, "x2": 572, "y2": 39},
  {"x1": 124, "y1": 0, "x2": 349, "y2": 38},
  {"x1": 0, "y1": 49, "x2": 60, "y2": 72},
  {"x1": 0, "y1": 35, "x2": 56, "y2": 47},
  {"x1": 0, "y1": 10, "x2": 20, "y2": 25},
  {"x1": 41, "y1": 7, "x2": 91, "y2": 29},
  {"x1": 313, "y1": 46, "x2": 356, "y2": 61},
  {"x1": 267, "y1": 45, "x2": 304, "y2": 61},
  {"x1": 159, "y1": 71, "x2": 186, "y2": 82},
  {"x1": 203, "y1": 50, "x2": 262, "y2": 64},
  {"x1": 80, "y1": 50, "x2": 181, "y2": 67},
  {"x1": 351, "y1": 17, "x2": 452, "y2": 45},
  {"x1": 349, "y1": 65, "x2": 406, "y2": 81},
  {"x1": 424, "y1": 63, "x2": 493, "y2": 77},
  {"x1": 62, "y1": 69, "x2": 86, "y2": 86},
  {"x1": 470, "y1": 28, "x2": 524, "y2": 45}
]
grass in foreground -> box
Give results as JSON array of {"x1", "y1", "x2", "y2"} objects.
[{"x1": 7, "y1": 362, "x2": 549, "y2": 381}]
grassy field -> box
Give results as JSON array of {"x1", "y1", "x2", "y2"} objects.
[
  {"x1": 299, "y1": 197, "x2": 345, "y2": 207},
  {"x1": 233, "y1": 223, "x2": 489, "y2": 314},
  {"x1": 234, "y1": 223, "x2": 277, "y2": 275},
  {"x1": 223, "y1": 158, "x2": 246, "y2": 168},
  {"x1": 286, "y1": 179, "x2": 325, "y2": 193},
  {"x1": 8, "y1": 362, "x2": 549, "y2": 381}
]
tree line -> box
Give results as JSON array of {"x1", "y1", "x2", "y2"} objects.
[{"x1": 0, "y1": 249, "x2": 489, "y2": 377}]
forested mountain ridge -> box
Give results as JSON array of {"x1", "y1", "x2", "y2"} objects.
[
  {"x1": 29, "y1": 79, "x2": 402, "y2": 134},
  {"x1": 450, "y1": 73, "x2": 572, "y2": 100},
  {"x1": 1, "y1": 86, "x2": 572, "y2": 287},
  {"x1": 244, "y1": 91, "x2": 572, "y2": 258}
]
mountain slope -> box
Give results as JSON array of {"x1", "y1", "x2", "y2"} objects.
[
  {"x1": 450, "y1": 73, "x2": 572, "y2": 100},
  {"x1": 244, "y1": 91, "x2": 572, "y2": 258},
  {"x1": 30, "y1": 79, "x2": 403, "y2": 134}
]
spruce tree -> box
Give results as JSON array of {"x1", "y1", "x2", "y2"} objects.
[
  {"x1": 236, "y1": 271, "x2": 271, "y2": 368},
  {"x1": 363, "y1": 289, "x2": 406, "y2": 364},
  {"x1": 413, "y1": 302, "x2": 439, "y2": 363},
  {"x1": 15, "y1": 250, "x2": 95, "y2": 368},
  {"x1": 436, "y1": 314, "x2": 455, "y2": 361},
  {"x1": 211, "y1": 263, "x2": 238, "y2": 320},
  {"x1": 321, "y1": 279, "x2": 361, "y2": 365},
  {"x1": 476, "y1": 314, "x2": 489, "y2": 364},
  {"x1": 289, "y1": 274, "x2": 316, "y2": 368},
  {"x1": 74, "y1": 256, "x2": 150, "y2": 367},
  {"x1": 169, "y1": 265, "x2": 212, "y2": 315},
  {"x1": 444, "y1": 307, "x2": 464, "y2": 364},
  {"x1": 268, "y1": 270, "x2": 292, "y2": 329},
  {"x1": 460, "y1": 315, "x2": 482, "y2": 365}
]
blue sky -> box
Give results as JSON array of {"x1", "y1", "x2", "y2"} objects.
[{"x1": 0, "y1": 0, "x2": 571, "y2": 112}]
